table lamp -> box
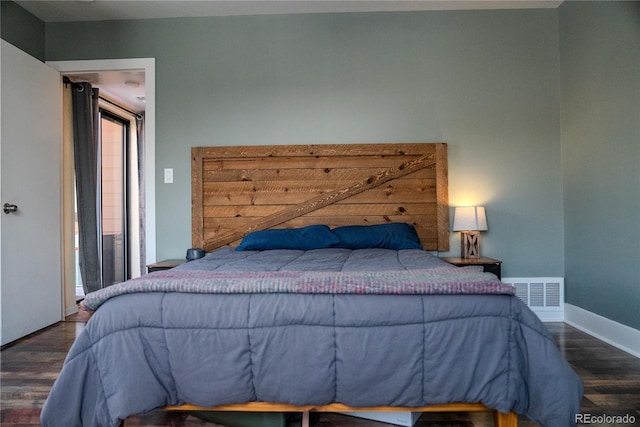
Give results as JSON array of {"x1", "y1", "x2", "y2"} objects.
[{"x1": 453, "y1": 206, "x2": 488, "y2": 258}]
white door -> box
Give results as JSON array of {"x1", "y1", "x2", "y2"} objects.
[{"x1": 1, "y1": 40, "x2": 63, "y2": 346}]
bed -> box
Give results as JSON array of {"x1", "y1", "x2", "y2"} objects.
[{"x1": 41, "y1": 143, "x2": 583, "y2": 427}]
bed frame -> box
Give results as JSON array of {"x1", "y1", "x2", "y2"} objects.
[
  {"x1": 181, "y1": 143, "x2": 518, "y2": 427},
  {"x1": 166, "y1": 402, "x2": 517, "y2": 427}
]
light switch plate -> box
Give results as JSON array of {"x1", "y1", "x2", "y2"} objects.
[{"x1": 164, "y1": 168, "x2": 173, "y2": 183}]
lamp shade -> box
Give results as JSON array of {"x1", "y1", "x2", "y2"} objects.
[{"x1": 453, "y1": 206, "x2": 488, "y2": 231}]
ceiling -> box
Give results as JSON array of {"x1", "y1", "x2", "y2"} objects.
[
  {"x1": 18, "y1": 1, "x2": 563, "y2": 22},
  {"x1": 64, "y1": 70, "x2": 146, "y2": 113},
  {"x1": 25, "y1": 0, "x2": 562, "y2": 113}
]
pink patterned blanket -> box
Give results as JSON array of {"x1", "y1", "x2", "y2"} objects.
[{"x1": 82, "y1": 267, "x2": 513, "y2": 311}]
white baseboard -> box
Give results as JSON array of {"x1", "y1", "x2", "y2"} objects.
[
  {"x1": 65, "y1": 304, "x2": 79, "y2": 317},
  {"x1": 535, "y1": 310, "x2": 565, "y2": 322},
  {"x1": 564, "y1": 303, "x2": 640, "y2": 358}
]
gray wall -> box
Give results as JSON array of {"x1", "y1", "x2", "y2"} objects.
[
  {"x1": 0, "y1": 1, "x2": 45, "y2": 61},
  {"x1": 4, "y1": 1, "x2": 638, "y2": 331},
  {"x1": 44, "y1": 9, "x2": 564, "y2": 278},
  {"x1": 559, "y1": 1, "x2": 640, "y2": 329}
]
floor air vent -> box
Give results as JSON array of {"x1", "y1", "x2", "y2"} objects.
[{"x1": 502, "y1": 277, "x2": 564, "y2": 322}]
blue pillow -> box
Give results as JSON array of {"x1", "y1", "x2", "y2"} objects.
[
  {"x1": 332, "y1": 223, "x2": 423, "y2": 250},
  {"x1": 235, "y1": 224, "x2": 340, "y2": 251}
]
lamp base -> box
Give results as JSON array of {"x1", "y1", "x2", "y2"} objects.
[{"x1": 460, "y1": 231, "x2": 481, "y2": 258}]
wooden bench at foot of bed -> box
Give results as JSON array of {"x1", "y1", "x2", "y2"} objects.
[{"x1": 162, "y1": 402, "x2": 517, "y2": 427}]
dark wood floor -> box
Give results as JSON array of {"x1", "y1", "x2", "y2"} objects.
[{"x1": 1, "y1": 320, "x2": 638, "y2": 426}]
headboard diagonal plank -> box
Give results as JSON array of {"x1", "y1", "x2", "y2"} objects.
[{"x1": 192, "y1": 143, "x2": 449, "y2": 252}]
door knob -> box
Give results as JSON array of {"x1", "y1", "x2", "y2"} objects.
[{"x1": 3, "y1": 203, "x2": 18, "y2": 214}]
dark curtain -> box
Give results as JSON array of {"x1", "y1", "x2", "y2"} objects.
[
  {"x1": 136, "y1": 113, "x2": 146, "y2": 274},
  {"x1": 72, "y1": 82, "x2": 102, "y2": 294}
]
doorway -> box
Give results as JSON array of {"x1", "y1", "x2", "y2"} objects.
[
  {"x1": 48, "y1": 58, "x2": 156, "y2": 315},
  {"x1": 70, "y1": 83, "x2": 142, "y2": 299}
]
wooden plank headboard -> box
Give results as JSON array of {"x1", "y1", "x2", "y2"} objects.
[{"x1": 192, "y1": 143, "x2": 449, "y2": 252}]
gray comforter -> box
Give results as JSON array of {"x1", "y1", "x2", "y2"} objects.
[{"x1": 41, "y1": 248, "x2": 583, "y2": 427}]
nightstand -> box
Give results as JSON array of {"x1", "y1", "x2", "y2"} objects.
[
  {"x1": 146, "y1": 259, "x2": 186, "y2": 273},
  {"x1": 440, "y1": 257, "x2": 502, "y2": 279}
]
